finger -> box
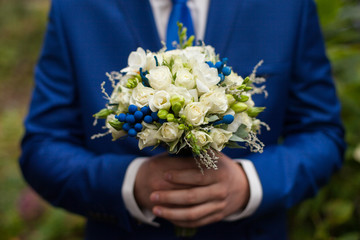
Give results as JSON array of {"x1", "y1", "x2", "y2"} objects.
[
  {"x1": 152, "y1": 200, "x2": 226, "y2": 223},
  {"x1": 150, "y1": 185, "x2": 227, "y2": 205},
  {"x1": 164, "y1": 168, "x2": 215, "y2": 186},
  {"x1": 171, "y1": 211, "x2": 225, "y2": 228}
]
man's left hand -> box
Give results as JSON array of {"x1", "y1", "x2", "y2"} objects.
[{"x1": 149, "y1": 152, "x2": 250, "y2": 228}]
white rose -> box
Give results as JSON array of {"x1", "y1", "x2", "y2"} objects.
[
  {"x1": 183, "y1": 46, "x2": 206, "y2": 63},
  {"x1": 227, "y1": 112, "x2": 253, "y2": 132},
  {"x1": 162, "y1": 49, "x2": 183, "y2": 63},
  {"x1": 192, "y1": 130, "x2": 212, "y2": 147},
  {"x1": 171, "y1": 58, "x2": 186, "y2": 74},
  {"x1": 130, "y1": 83, "x2": 155, "y2": 108},
  {"x1": 188, "y1": 89, "x2": 199, "y2": 102},
  {"x1": 193, "y1": 62, "x2": 220, "y2": 95},
  {"x1": 138, "y1": 127, "x2": 159, "y2": 150},
  {"x1": 118, "y1": 73, "x2": 134, "y2": 87},
  {"x1": 224, "y1": 108, "x2": 235, "y2": 117},
  {"x1": 183, "y1": 102, "x2": 209, "y2": 126},
  {"x1": 166, "y1": 85, "x2": 193, "y2": 105},
  {"x1": 175, "y1": 68, "x2": 196, "y2": 89},
  {"x1": 224, "y1": 72, "x2": 244, "y2": 86},
  {"x1": 147, "y1": 66, "x2": 173, "y2": 90},
  {"x1": 203, "y1": 45, "x2": 217, "y2": 62},
  {"x1": 209, "y1": 128, "x2": 232, "y2": 151},
  {"x1": 156, "y1": 122, "x2": 183, "y2": 143},
  {"x1": 149, "y1": 90, "x2": 171, "y2": 112},
  {"x1": 200, "y1": 88, "x2": 229, "y2": 114},
  {"x1": 127, "y1": 47, "x2": 146, "y2": 70},
  {"x1": 144, "y1": 52, "x2": 163, "y2": 71}
]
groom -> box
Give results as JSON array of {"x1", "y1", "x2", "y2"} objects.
[{"x1": 20, "y1": 0, "x2": 345, "y2": 239}]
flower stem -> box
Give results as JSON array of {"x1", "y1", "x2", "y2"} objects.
[{"x1": 175, "y1": 226, "x2": 197, "y2": 238}]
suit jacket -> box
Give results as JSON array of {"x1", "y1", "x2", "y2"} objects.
[{"x1": 20, "y1": 0, "x2": 345, "y2": 239}]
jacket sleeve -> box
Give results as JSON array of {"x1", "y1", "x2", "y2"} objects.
[
  {"x1": 19, "y1": 1, "x2": 134, "y2": 231},
  {"x1": 248, "y1": 0, "x2": 345, "y2": 216}
]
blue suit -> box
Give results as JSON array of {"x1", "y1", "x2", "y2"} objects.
[{"x1": 20, "y1": 0, "x2": 345, "y2": 239}]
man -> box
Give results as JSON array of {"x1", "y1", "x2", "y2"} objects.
[{"x1": 20, "y1": 0, "x2": 345, "y2": 239}]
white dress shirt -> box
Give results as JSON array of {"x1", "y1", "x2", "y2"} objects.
[
  {"x1": 121, "y1": 0, "x2": 263, "y2": 226},
  {"x1": 149, "y1": 0, "x2": 210, "y2": 41}
]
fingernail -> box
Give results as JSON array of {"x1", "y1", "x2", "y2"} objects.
[
  {"x1": 154, "y1": 207, "x2": 162, "y2": 216},
  {"x1": 150, "y1": 193, "x2": 159, "y2": 202}
]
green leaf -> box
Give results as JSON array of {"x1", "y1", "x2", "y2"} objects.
[
  {"x1": 247, "y1": 107, "x2": 266, "y2": 118},
  {"x1": 207, "y1": 115, "x2": 220, "y2": 122},
  {"x1": 168, "y1": 136, "x2": 182, "y2": 152},
  {"x1": 176, "y1": 139, "x2": 188, "y2": 154},
  {"x1": 234, "y1": 124, "x2": 249, "y2": 139},
  {"x1": 315, "y1": 0, "x2": 343, "y2": 27},
  {"x1": 108, "y1": 119, "x2": 123, "y2": 131},
  {"x1": 226, "y1": 141, "x2": 245, "y2": 149},
  {"x1": 229, "y1": 135, "x2": 246, "y2": 142},
  {"x1": 184, "y1": 35, "x2": 195, "y2": 48},
  {"x1": 177, "y1": 21, "x2": 194, "y2": 49},
  {"x1": 338, "y1": 232, "x2": 360, "y2": 240},
  {"x1": 168, "y1": 143, "x2": 178, "y2": 154},
  {"x1": 323, "y1": 199, "x2": 354, "y2": 226},
  {"x1": 93, "y1": 108, "x2": 114, "y2": 119}
]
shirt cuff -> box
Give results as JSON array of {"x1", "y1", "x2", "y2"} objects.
[
  {"x1": 121, "y1": 157, "x2": 159, "y2": 227},
  {"x1": 223, "y1": 159, "x2": 263, "y2": 221}
]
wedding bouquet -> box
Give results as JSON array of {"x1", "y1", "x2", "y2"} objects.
[{"x1": 93, "y1": 24, "x2": 268, "y2": 172}]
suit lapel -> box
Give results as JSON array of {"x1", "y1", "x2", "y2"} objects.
[
  {"x1": 117, "y1": 0, "x2": 162, "y2": 51},
  {"x1": 204, "y1": 0, "x2": 243, "y2": 55}
]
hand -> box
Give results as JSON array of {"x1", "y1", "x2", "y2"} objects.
[
  {"x1": 134, "y1": 152, "x2": 196, "y2": 211},
  {"x1": 149, "y1": 152, "x2": 250, "y2": 228}
]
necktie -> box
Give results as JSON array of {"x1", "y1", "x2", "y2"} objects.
[{"x1": 166, "y1": 0, "x2": 195, "y2": 49}]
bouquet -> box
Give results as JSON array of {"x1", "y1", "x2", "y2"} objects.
[
  {"x1": 93, "y1": 24, "x2": 268, "y2": 172},
  {"x1": 92, "y1": 24, "x2": 268, "y2": 236}
]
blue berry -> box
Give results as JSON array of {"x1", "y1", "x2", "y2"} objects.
[
  {"x1": 141, "y1": 106, "x2": 150, "y2": 115},
  {"x1": 222, "y1": 57, "x2": 228, "y2": 64},
  {"x1": 134, "y1": 123, "x2": 143, "y2": 132},
  {"x1": 222, "y1": 66, "x2": 231, "y2": 76},
  {"x1": 126, "y1": 115, "x2": 135, "y2": 124},
  {"x1": 116, "y1": 113, "x2": 126, "y2": 122},
  {"x1": 215, "y1": 61, "x2": 223, "y2": 70},
  {"x1": 128, "y1": 105, "x2": 138, "y2": 114},
  {"x1": 218, "y1": 73, "x2": 225, "y2": 82},
  {"x1": 222, "y1": 115, "x2": 235, "y2": 124},
  {"x1": 144, "y1": 115, "x2": 153, "y2": 123},
  {"x1": 206, "y1": 61, "x2": 215, "y2": 68},
  {"x1": 213, "y1": 120, "x2": 224, "y2": 126},
  {"x1": 151, "y1": 112, "x2": 159, "y2": 121},
  {"x1": 128, "y1": 128, "x2": 137, "y2": 137},
  {"x1": 122, "y1": 123, "x2": 131, "y2": 131},
  {"x1": 134, "y1": 111, "x2": 144, "y2": 121},
  {"x1": 159, "y1": 119, "x2": 166, "y2": 124}
]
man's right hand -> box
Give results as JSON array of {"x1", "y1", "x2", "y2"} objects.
[{"x1": 134, "y1": 152, "x2": 196, "y2": 211}]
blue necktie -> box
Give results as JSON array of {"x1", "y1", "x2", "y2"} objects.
[{"x1": 166, "y1": 0, "x2": 195, "y2": 49}]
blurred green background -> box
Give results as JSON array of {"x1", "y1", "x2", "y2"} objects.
[{"x1": 0, "y1": 0, "x2": 359, "y2": 239}]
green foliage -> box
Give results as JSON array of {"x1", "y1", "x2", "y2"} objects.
[
  {"x1": 288, "y1": 0, "x2": 360, "y2": 239},
  {"x1": 177, "y1": 22, "x2": 195, "y2": 49},
  {"x1": 93, "y1": 108, "x2": 114, "y2": 119},
  {"x1": 0, "y1": 1, "x2": 84, "y2": 239}
]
